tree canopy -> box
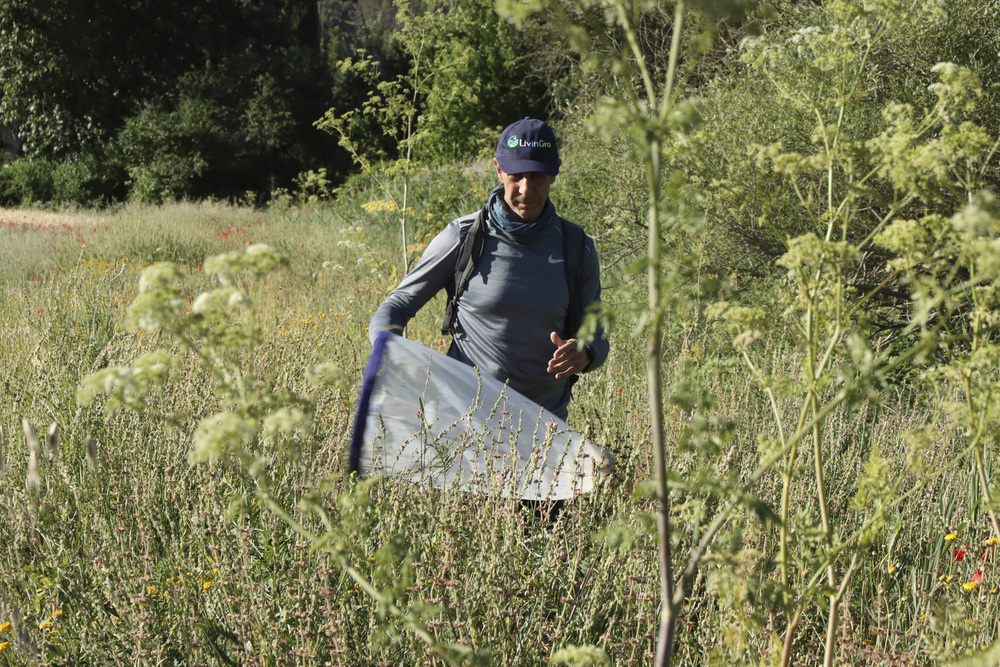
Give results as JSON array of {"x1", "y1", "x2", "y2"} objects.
[{"x1": 0, "y1": 0, "x2": 552, "y2": 205}]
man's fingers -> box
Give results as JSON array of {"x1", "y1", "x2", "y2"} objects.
[
  {"x1": 548, "y1": 332, "x2": 586, "y2": 378},
  {"x1": 550, "y1": 332, "x2": 581, "y2": 357},
  {"x1": 547, "y1": 346, "x2": 588, "y2": 378},
  {"x1": 548, "y1": 357, "x2": 574, "y2": 372}
]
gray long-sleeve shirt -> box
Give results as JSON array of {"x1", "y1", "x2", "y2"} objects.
[{"x1": 368, "y1": 208, "x2": 608, "y2": 420}]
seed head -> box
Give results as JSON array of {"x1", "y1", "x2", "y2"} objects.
[
  {"x1": 45, "y1": 422, "x2": 59, "y2": 463},
  {"x1": 23, "y1": 420, "x2": 40, "y2": 494},
  {"x1": 86, "y1": 436, "x2": 99, "y2": 471}
]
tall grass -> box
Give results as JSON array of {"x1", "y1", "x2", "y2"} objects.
[{"x1": 0, "y1": 198, "x2": 996, "y2": 665}]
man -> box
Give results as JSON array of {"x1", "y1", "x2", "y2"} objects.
[{"x1": 368, "y1": 117, "x2": 608, "y2": 421}]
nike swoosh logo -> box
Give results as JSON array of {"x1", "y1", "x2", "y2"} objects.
[{"x1": 548, "y1": 255, "x2": 564, "y2": 264}]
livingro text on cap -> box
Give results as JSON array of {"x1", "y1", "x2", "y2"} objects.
[{"x1": 495, "y1": 118, "x2": 560, "y2": 176}]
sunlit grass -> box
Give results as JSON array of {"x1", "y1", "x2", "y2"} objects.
[{"x1": 0, "y1": 200, "x2": 996, "y2": 664}]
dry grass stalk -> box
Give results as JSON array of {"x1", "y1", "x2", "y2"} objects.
[
  {"x1": 86, "y1": 435, "x2": 99, "y2": 471},
  {"x1": 10, "y1": 607, "x2": 21, "y2": 641},
  {"x1": 45, "y1": 422, "x2": 59, "y2": 463},
  {"x1": 10, "y1": 606, "x2": 38, "y2": 662},
  {"x1": 11, "y1": 606, "x2": 28, "y2": 657},
  {"x1": 22, "y1": 419, "x2": 40, "y2": 494}
]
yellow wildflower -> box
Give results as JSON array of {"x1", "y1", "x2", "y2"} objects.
[
  {"x1": 964, "y1": 581, "x2": 979, "y2": 591},
  {"x1": 361, "y1": 200, "x2": 398, "y2": 213},
  {"x1": 50, "y1": 609, "x2": 62, "y2": 618},
  {"x1": 38, "y1": 621, "x2": 52, "y2": 630},
  {"x1": 0, "y1": 642, "x2": 10, "y2": 652},
  {"x1": 945, "y1": 533, "x2": 958, "y2": 541},
  {"x1": 0, "y1": 622, "x2": 10, "y2": 633},
  {"x1": 985, "y1": 537, "x2": 1000, "y2": 545},
  {"x1": 202, "y1": 581, "x2": 213, "y2": 591}
]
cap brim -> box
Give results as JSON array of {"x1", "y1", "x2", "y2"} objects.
[{"x1": 496, "y1": 158, "x2": 559, "y2": 176}]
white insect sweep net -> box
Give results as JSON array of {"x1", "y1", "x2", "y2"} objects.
[{"x1": 350, "y1": 331, "x2": 614, "y2": 501}]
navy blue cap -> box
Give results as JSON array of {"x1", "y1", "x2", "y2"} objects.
[{"x1": 495, "y1": 118, "x2": 560, "y2": 176}]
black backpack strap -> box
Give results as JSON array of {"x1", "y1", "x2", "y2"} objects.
[
  {"x1": 561, "y1": 218, "x2": 587, "y2": 340},
  {"x1": 441, "y1": 207, "x2": 487, "y2": 335}
]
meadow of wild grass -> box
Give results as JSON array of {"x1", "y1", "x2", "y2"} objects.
[{"x1": 1, "y1": 199, "x2": 998, "y2": 666}]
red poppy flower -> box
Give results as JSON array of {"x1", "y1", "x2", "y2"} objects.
[
  {"x1": 972, "y1": 569, "x2": 984, "y2": 584},
  {"x1": 954, "y1": 548, "x2": 966, "y2": 561}
]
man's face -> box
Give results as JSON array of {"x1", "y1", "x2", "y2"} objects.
[{"x1": 494, "y1": 158, "x2": 556, "y2": 223}]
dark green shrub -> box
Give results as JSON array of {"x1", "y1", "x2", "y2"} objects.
[
  {"x1": 0, "y1": 158, "x2": 55, "y2": 205},
  {"x1": 0, "y1": 163, "x2": 13, "y2": 205},
  {"x1": 51, "y1": 152, "x2": 127, "y2": 205},
  {"x1": 116, "y1": 98, "x2": 227, "y2": 204}
]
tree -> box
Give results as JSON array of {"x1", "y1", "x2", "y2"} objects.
[
  {"x1": 0, "y1": 0, "x2": 347, "y2": 203},
  {"x1": 398, "y1": 0, "x2": 550, "y2": 162},
  {"x1": 319, "y1": 0, "x2": 551, "y2": 167},
  {"x1": 0, "y1": 0, "x2": 243, "y2": 157}
]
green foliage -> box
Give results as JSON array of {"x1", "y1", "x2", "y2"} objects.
[
  {"x1": 270, "y1": 168, "x2": 339, "y2": 208},
  {"x1": 0, "y1": 0, "x2": 237, "y2": 159},
  {"x1": 242, "y1": 73, "x2": 296, "y2": 154},
  {"x1": 6, "y1": 0, "x2": 1000, "y2": 662},
  {"x1": 116, "y1": 99, "x2": 224, "y2": 204},
  {"x1": 551, "y1": 644, "x2": 610, "y2": 665},
  {"x1": 51, "y1": 152, "x2": 127, "y2": 205},
  {"x1": 0, "y1": 153, "x2": 127, "y2": 207},
  {"x1": 395, "y1": 0, "x2": 548, "y2": 162},
  {"x1": 704, "y1": 3, "x2": 1000, "y2": 664},
  {"x1": 0, "y1": 158, "x2": 54, "y2": 205},
  {"x1": 499, "y1": 0, "x2": 1000, "y2": 665},
  {"x1": 318, "y1": 0, "x2": 549, "y2": 167},
  {"x1": 0, "y1": 0, "x2": 347, "y2": 204},
  {"x1": 3, "y1": 178, "x2": 1000, "y2": 663},
  {"x1": 685, "y1": 0, "x2": 1000, "y2": 279}
]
